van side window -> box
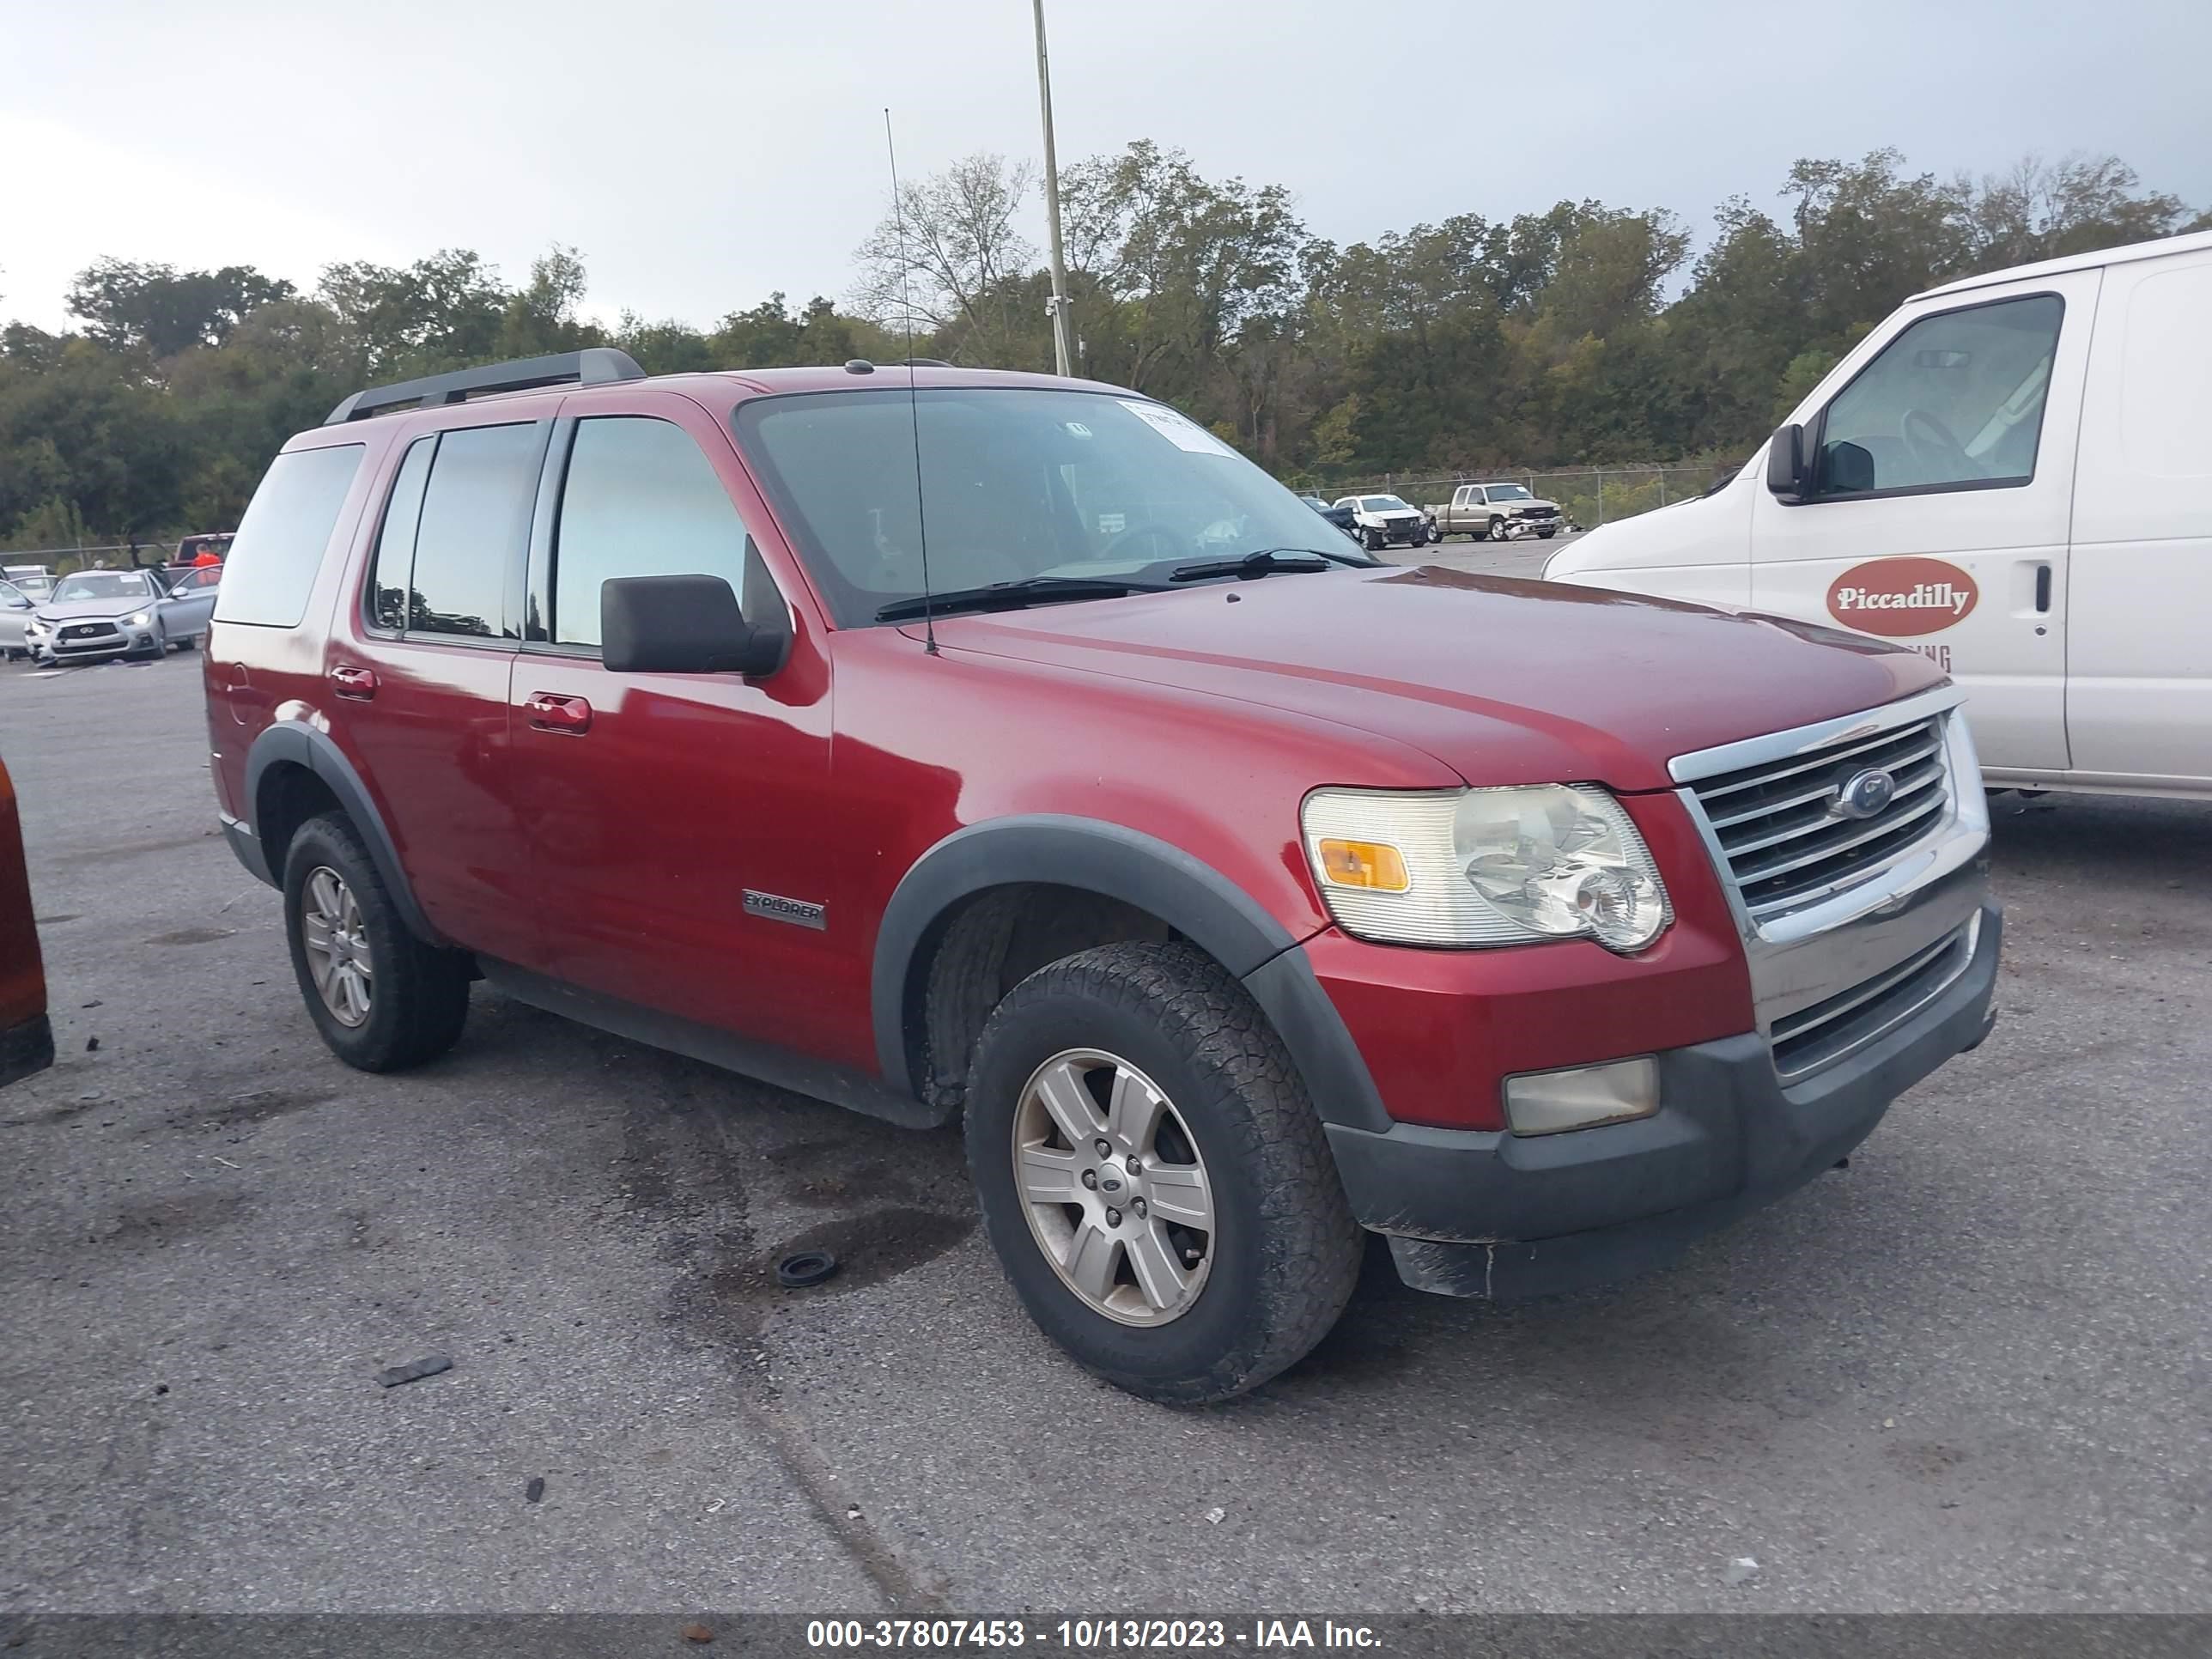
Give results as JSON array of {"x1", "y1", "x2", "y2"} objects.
[
  {"x1": 550, "y1": 417, "x2": 753, "y2": 648},
  {"x1": 408, "y1": 423, "x2": 539, "y2": 640},
  {"x1": 1814, "y1": 294, "x2": 2064, "y2": 498},
  {"x1": 213, "y1": 445, "x2": 364, "y2": 629},
  {"x1": 368, "y1": 436, "x2": 435, "y2": 632}
]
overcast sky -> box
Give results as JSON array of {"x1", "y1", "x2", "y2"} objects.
[{"x1": 4, "y1": 0, "x2": 2207, "y2": 334}]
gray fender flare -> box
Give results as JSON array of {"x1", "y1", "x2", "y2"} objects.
[
  {"x1": 871, "y1": 815, "x2": 1392, "y2": 1133},
  {"x1": 242, "y1": 721, "x2": 443, "y2": 945}
]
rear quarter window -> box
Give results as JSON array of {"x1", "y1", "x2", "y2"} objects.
[{"x1": 214, "y1": 446, "x2": 365, "y2": 628}]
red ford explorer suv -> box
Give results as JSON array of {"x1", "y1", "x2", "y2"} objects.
[{"x1": 203, "y1": 349, "x2": 1998, "y2": 1402}]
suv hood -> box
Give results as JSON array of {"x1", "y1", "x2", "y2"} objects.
[{"x1": 939, "y1": 566, "x2": 1944, "y2": 792}]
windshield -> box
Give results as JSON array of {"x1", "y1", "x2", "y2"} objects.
[
  {"x1": 736, "y1": 387, "x2": 1368, "y2": 625},
  {"x1": 1359, "y1": 495, "x2": 1412, "y2": 513},
  {"x1": 1483, "y1": 483, "x2": 1532, "y2": 501},
  {"x1": 51, "y1": 572, "x2": 155, "y2": 604}
]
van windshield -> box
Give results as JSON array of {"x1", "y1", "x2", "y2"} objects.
[{"x1": 736, "y1": 387, "x2": 1374, "y2": 626}]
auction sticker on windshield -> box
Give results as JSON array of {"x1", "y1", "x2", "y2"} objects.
[
  {"x1": 1117, "y1": 399, "x2": 1237, "y2": 457},
  {"x1": 1826, "y1": 556, "x2": 1978, "y2": 637}
]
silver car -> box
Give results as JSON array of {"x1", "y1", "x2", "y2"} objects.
[
  {"x1": 24, "y1": 568, "x2": 219, "y2": 665},
  {"x1": 0, "y1": 580, "x2": 35, "y2": 660}
]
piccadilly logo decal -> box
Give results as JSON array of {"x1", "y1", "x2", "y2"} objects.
[{"x1": 1826, "y1": 556, "x2": 1979, "y2": 637}]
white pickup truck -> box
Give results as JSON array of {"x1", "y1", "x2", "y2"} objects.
[{"x1": 1331, "y1": 493, "x2": 1433, "y2": 552}]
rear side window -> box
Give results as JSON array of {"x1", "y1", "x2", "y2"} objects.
[
  {"x1": 368, "y1": 436, "x2": 436, "y2": 631},
  {"x1": 406, "y1": 422, "x2": 539, "y2": 640},
  {"x1": 551, "y1": 417, "x2": 751, "y2": 647},
  {"x1": 213, "y1": 446, "x2": 363, "y2": 628}
]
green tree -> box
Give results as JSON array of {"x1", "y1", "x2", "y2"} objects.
[
  {"x1": 318, "y1": 249, "x2": 507, "y2": 375},
  {"x1": 65, "y1": 258, "x2": 295, "y2": 357}
]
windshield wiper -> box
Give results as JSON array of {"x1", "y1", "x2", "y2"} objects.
[
  {"x1": 1167, "y1": 546, "x2": 1377, "y2": 583},
  {"x1": 874, "y1": 575, "x2": 1164, "y2": 623}
]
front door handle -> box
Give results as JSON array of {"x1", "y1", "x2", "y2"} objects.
[
  {"x1": 2033, "y1": 562, "x2": 2052, "y2": 612},
  {"x1": 330, "y1": 665, "x2": 378, "y2": 700},
  {"x1": 526, "y1": 691, "x2": 592, "y2": 734}
]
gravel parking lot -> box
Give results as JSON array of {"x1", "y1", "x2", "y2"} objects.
[{"x1": 3, "y1": 599, "x2": 2209, "y2": 1616}]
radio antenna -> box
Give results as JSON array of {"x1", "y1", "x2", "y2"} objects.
[{"x1": 884, "y1": 107, "x2": 937, "y2": 655}]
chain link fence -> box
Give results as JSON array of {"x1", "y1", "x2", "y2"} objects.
[
  {"x1": 0, "y1": 544, "x2": 176, "y2": 577},
  {"x1": 1322, "y1": 464, "x2": 1729, "y2": 531}
]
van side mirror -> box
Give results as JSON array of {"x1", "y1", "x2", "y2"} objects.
[
  {"x1": 1765, "y1": 422, "x2": 1811, "y2": 503},
  {"x1": 599, "y1": 574, "x2": 789, "y2": 678}
]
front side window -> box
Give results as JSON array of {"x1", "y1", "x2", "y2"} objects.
[
  {"x1": 1816, "y1": 294, "x2": 2064, "y2": 496},
  {"x1": 736, "y1": 387, "x2": 1367, "y2": 627},
  {"x1": 551, "y1": 417, "x2": 751, "y2": 647},
  {"x1": 405, "y1": 422, "x2": 538, "y2": 640},
  {"x1": 212, "y1": 445, "x2": 364, "y2": 628}
]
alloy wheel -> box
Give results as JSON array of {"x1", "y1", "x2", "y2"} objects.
[
  {"x1": 1011, "y1": 1048, "x2": 1217, "y2": 1326},
  {"x1": 301, "y1": 866, "x2": 374, "y2": 1027}
]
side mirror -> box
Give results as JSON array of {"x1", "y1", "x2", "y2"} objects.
[
  {"x1": 1765, "y1": 422, "x2": 1812, "y2": 504},
  {"x1": 600, "y1": 574, "x2": 788, "y2": 678}
]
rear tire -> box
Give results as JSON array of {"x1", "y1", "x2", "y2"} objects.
[
  {"x1": 965, "y1": 941, "x2": 1363, "y2": 1405},
  {"x1": 282, "y1": 813, "x2": 471, "y2": 1072}
]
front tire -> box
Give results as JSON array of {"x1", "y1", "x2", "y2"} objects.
[
  {"x1": 1537, "y1": 526, "x2": 1557, "y2": 539},
  {"x1": 282, "y1": 813, "x2": 471, "y2": 1072},
  {"x1": 1362, "y1": 526, "x2": 1384, "y2": 553},
  {"x1": 966, "y1": 942, "x2": 1363, "y2": 1405},
  {"x1": 1487, "y1": 515, "x2": 1506, "y2": 542}
]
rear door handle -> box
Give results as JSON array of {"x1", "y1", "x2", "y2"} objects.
[
  {"x1": 330, "y1": 665, "x2": 378, "y2": 700},
  {"x1": 526, "y1": 691, "x2": 592, "y2": 734},
  {"x1": 2033, "y1": 562, "x2": 2052, "y2": 612}
]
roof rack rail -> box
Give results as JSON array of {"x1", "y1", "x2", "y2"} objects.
[{"x1": 322, "y1": 348, "x2": 647, "y2": 426}]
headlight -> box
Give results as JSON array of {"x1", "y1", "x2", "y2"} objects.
[
  {"x1": 25, "y1": 618, "x2": 47, "y2": 635},
  {"x1": 1302, "y1": 784, "x2": 1671, "y2": 952},
  {"x1": 127, "y1": 611, "x2": 151, "y2": 627}
]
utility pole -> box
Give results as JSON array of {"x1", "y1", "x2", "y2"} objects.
[{"x1": 1032, "y1": 0, "x2": 1073, "y2": 377}]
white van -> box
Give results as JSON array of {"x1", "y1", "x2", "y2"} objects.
[{"x1": 1545, "y1": 228, "x2": 2212, "y2": 800}]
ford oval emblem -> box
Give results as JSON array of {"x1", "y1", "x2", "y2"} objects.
[{"x1": 1835, "y1": 768, "x2": 1897, "y2": 821}]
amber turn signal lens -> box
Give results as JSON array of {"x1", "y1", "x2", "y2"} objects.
[{"x1": 1316, "y1": 839, "x2": 1410, "y2": 892}]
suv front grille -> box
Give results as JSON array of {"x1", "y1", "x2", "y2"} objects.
[
  {"x1": 1771, "y1": 917, "x2": 1977, "y2": 1078},
  {"x1": 1689, "y1": 714, "x2": 1950, "y2": 921}
]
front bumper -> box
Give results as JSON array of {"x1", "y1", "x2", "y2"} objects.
[
  {"x1": 40, "y1": 625, "x2": 156, "y2": 662},
  {"x1": 1367, "y1": 520, "x2": 1427, "y2": 544},
  {"x1": 1324, "y1": 899, "x2": 2000, "y2": 1298}
]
